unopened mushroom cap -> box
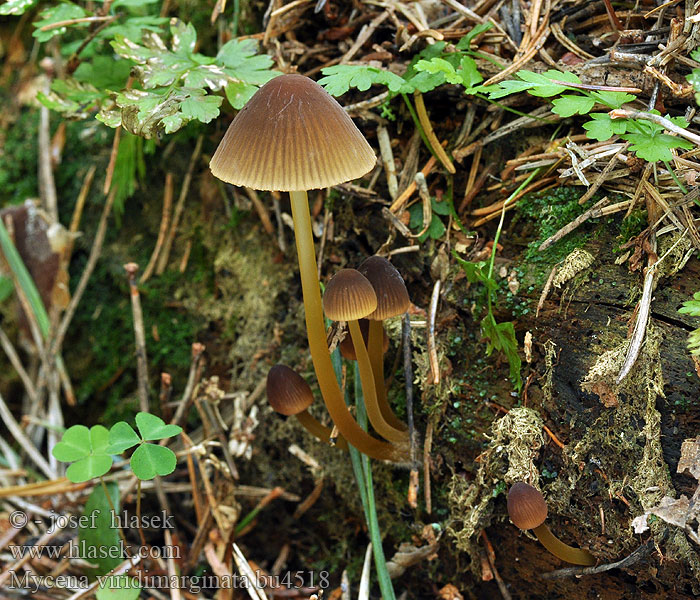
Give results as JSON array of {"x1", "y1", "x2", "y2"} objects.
[
  {"x1": 507, "y1": 482, "x2": 548, "y2": 530},
  {"x1": 210, "y1": 74, "x2": 376, "y2": 191},
  {"x1": 323, "y1": 269, "x2": 377, "y2": 322},
  {"x1": 266, "y1": 364, "x2": 314, "y2": 416},
  {"x1": 357, "y1": 256, "x2": 410, "y2": 320},
  {"x1": 339, "y1": 319, "x2": 389, "y2": 361}
]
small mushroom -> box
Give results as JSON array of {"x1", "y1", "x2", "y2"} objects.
[
  {"x1": 323, "y1": 269, "x2": 407, "y2": 444},
  {"x1": 507, "y1": 482, "x2": 596, "y2": 566},
  {"x1": 266, "y1": 364, "x2": 347, "y2": 450},
  {"x1": 357, "y1": 256, "x2": 410, "y2": 432},
  {"x1": 210, "y1": 75, "x2": 402, "y2": 461}
]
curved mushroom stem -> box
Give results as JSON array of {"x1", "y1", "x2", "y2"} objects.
[
  {"x1": 349, "y1": 319, "x2": 408, "y2": 443},
  {"x1": 295, "y1": 410, "x2": 348, "y2": 450},
  {"x1": 367, "y1": 320, "x2": 407, "y2": 431},
  {"x1": 289, "y1": 190, "x2": 404, "y2": 461},
  {"x1": 532, "y1": 523, "x2": 596, "y2": 566}
]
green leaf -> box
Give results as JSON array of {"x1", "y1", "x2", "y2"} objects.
[
  {"x1": 582, "y1": 113, "x2": 627, "y2": 142},
  {"x1": 482, "y1": 79, "x2": 536, "y2": 99},
  {"x1": 678, "y1": 292, "x2": 700, "y2": 316},
  {"x1": 179, "y1": 92, "x2": 222, "y2": 124},
  {"x1": 621, "y1": 126, "x2": 692, "y2": 162},
  {"x1": 66, "y1": 454, "x2": 113, "y2": 483},
  {"x1": 108, "y1": 422, "x2": 141, "y2": 453},
  {"x1": 52, "y1": 425, "x2": 91, "y2": 462},
  {"x1": 551, "y1": 94, "x2": 595, "y2": 118},
  {"x1": 589, "y1": 90, "x2": 635, "y2": 109},
  {"x1": 481, "y1": 315, "x2": 521, "y2": 391},
  {"x1": 130, "y1": 443, "x2": 177, "y2": 480},
  {"x1": 679, "y1": 292, "x2": 700, "y2": 355},
  {"x1": 170, "y1": 20, "x2": 197, "y2": 55},
  {"x1": 217, "y1": 38, "x2": 279, "y2": 86},
  {"x1": 455, "y1": 22, "x2": 493, "y2": 50},
  {"x1": 687, "y1": 67, "x2": 700, "y2": 104},
  {"x1": 516, "y1": 70, "x2": 575, "y2": 97},
  {"x1": 459, "y1": 55, "x2": 483, "y2": 89},
  {"x1": 431, "y1": 198, "x2": 452, "y2": 215},
  {"x1": 135, "y1": 412, "x2": 182, "y2": 441},
  {"x1": 74, "y1": 57, "x2": 132, "y2": 91},
  {"x1": 97, "y1": 575, "x2": 141, "y2": 600},
  {"x1": 79, "y1": 483, "x2": 122, "y2": 574},
  {"x1": 319, "y1": 65, "x2": 411, "y2": 96},
  {"x1": 453, "y1": 255, "x2": 495, "y2": 290},
  {"x1": 0, "y1": 276, "x2": 14, "y2": 303},
  {"x1": 33, "y1": 3, "x2": 86, "y2": 42},
  {"x1": 90, "y1": 425, "x2": 111, "y2": 454},
  {"x1": 405, "y1": 70, "x2": 445, "y2": 94},
  {"x1": 0, "y1": 0, "x2": 37, "y2": 16},
  {"x1": 414, "y1": 58, "x2": 462, "y2": 85},
  {"x1": 224, "y1": 81, "x2": 257, "y2": 109}
]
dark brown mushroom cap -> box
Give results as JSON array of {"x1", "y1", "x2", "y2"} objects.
[
  {"x1": 507, "y1": 482, "x2": 548, "y2": 530},
  {"x1": 357, "y1": 256, "x2": 410, "y2": 320},
  {"x1": 210, "y1": 74, "x2": 376, "y2": 191},
  {"x1": 339, "y1": 319, "x2": 389, "y2": 361},
  {"x1": 323, "y1": 269, "x2": 377, "y2": 322},
  {"x1": 266, "y1": 364, "x2": 314, "y2": 416}
]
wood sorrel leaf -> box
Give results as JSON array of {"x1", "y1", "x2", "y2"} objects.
[
  {"x1": 52, "y1": 425, "x2": 91, "y2": 462},
  {"x1": 130, "y1": 443, "x2": 177, "y2": 480},
  {"x1": 134, "y1": 412, "x2": 182, "y2": 441},
  {"x1": 108, "y1": 422, "x2": 141, "y2": 453}
]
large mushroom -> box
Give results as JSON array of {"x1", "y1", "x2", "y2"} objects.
[{"x1": 210, "y1": 74, "x2": 403, "y2": 461}]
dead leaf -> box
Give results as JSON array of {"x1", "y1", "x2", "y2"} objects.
[
  {"x1": 678, "y1": 437, "x2": 700, "y2": 479},
  {"x1": 437, "y1": 584, "x2": 464, "y2": 600},
  {"x1": 386, "y1": 541, "x2": 439, "y2": 578}
]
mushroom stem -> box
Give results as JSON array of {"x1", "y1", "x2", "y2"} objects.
[
  {"x1": 289, "y1": 190, "x2": 402, "y2": 461},
  {"x1": 532, "y1": 523, "x2": 596, "y2": 566},
  {"x1": 367, "y1": 320, "x2": 407, "y2": 431},
  {"x1": 295, "y1": 410, "x2": 348, "y2": 450},
  {"x1": 349, "y1": 319, "x2": 408, "y2": 443}
]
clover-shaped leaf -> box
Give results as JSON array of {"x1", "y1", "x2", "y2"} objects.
[
  {"x1": 130, "y1": 443, "x2": 178, "y2": 480},
  {"x1": 108, "y1": 412, "x2": 182, "y2": 481},
  {"x1": 53, "y1": 425, "x2": 113, "y2": 483},
  {"x1": 135, "y1": 412, "x2": 182, "y2": 441},
  {"x1": 108, "y1": 422, "x2": 141, "y2": 453}
]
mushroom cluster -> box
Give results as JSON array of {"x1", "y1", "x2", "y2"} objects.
[{"x1": 210, "y1": 74, "x2": 411, "y2": 462}]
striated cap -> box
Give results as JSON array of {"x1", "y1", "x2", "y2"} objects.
[
  {"x1": 357, "y1": 256, "x2": 410, "y2": 320},
  {"x1": 323, "y1": 269, "x2": 377, "y2": 322},
  {"x1": 210, "y1": 74, "x2": 376, "y2": 191},
  {"x1": 266, "y1": 364, "x2": 314, "y2": 416},
  {"x1": 507, "y1": 482, "x2": 548, "y2": 530},
  {"x1": 339, "y1": 319, "x2": 389, "y2": 361}
]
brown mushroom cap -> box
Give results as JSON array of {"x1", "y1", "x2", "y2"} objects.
[
  {"x1": 266, "y1": 364, "x2": 314, "y2": 416},
  {"x1": 323, "y1": 269, "x2": 377, "y2": 322},
  {"x1": 357, "y1": 256, "x2": 410, "y2": 320},
  {"x1": 507, "y1": 482, "x2": 548, "y2": 530},
  {"x1": 210, "y1": 74, "x2": 376, "y2": 192},
  {"x1": 339, "y1": 318, "x2": 389, "y2": 361}
]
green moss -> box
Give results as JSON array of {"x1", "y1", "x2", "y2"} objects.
[
  {"x1": 0, "y1": 111, "x2": 40, "y2": 203},
  {"x1": 616, "y1": 209, "x2": 647, "y2": 250},
  {"x1": 518, "y1": 187, "x2": 596, "y2": 272}
]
